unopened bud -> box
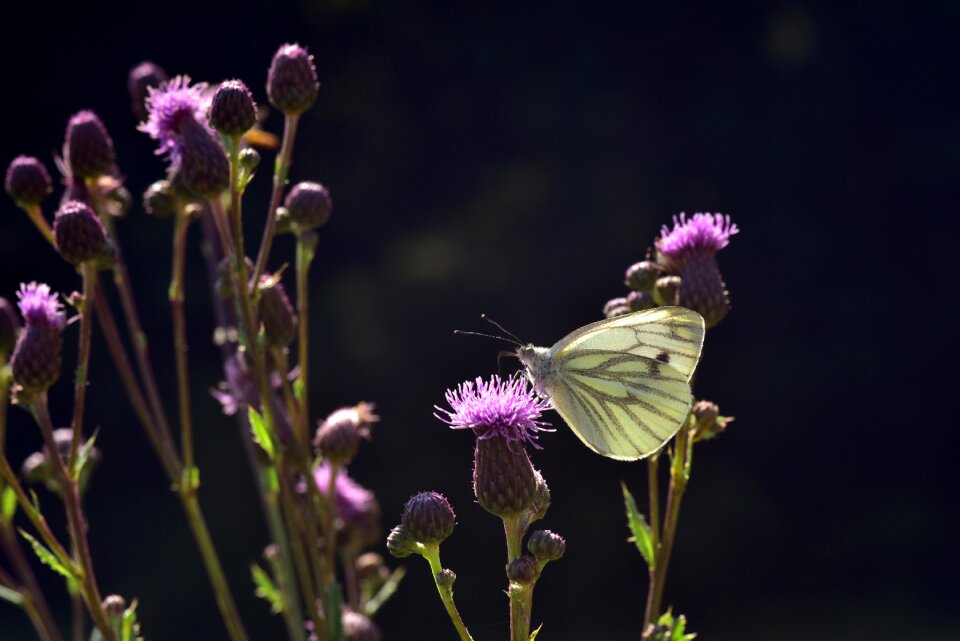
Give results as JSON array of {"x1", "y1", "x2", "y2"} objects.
[
  {"x1": 143, "y1": 180, "x2": 177, "y2": 217},
  {"x1": 314, "y1": 403, "x2": 378, "y2": 465},
  {"x1": 5, "y1": 156, "x2": 52, "y2": 206},
  {"x1": 435, "y1": 568, "x2": 456, "y2": 589},
  {"x1": 603, "y1": 297, "x2": 631, "y2": 318},
  {"x1": 527, "y1": 529, "x2": 566, "y2": 563},
  {"x1": 625, "y1": 261, "x2": 660, "y2": 292},
  {"x1": 506, "y1": 555, "x2": 538, "y2": 585},
  {"x1": 64, "y1": 111, "x2": 115, "y2": 179},
  {"x1": 652, "y1": 275, "x2": 681, "y2": 306},
  {"x1": 401, "y1": 492, "x2": 455, "y2": 545},
  {"x1": 258, "y1": 276, "x2": 297, "y2": 348},
  {"x1": 267, "y1": 43, "x2": 319, "y2": 115},
  {"x1": 386, "y1": 525, "x2": 416, "y2": 558},
  {"x1": 627, "y1": 290, "x2": 655, "y2": 312}
]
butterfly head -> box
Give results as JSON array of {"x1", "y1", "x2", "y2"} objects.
[{"x1": 516, "y1": 344, "x2": 552, "y2": 394}]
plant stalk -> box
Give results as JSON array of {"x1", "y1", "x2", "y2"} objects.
[{"x1": 253, "y1": 113, "x2": 300, "y2": 284}]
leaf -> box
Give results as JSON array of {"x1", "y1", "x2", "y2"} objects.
[
  {"x1": 74, "y1": 428, "x2": 99, "y2": 477},
  {"x1": 19, "y1": 529, "x2": 73, "y2": 580},
  {"x1": 121, "y1": 600, "x2": 140, "y2": 641},
  {"x1": 293, "y1": 378, "x2": 305, "y2": 402},
  {"x1": 251, "y1": 564, "x2": 284, "y2": 614},
  {"x1": 363, "y1": 566, "x2": 405, "y2": 617},
  {"x1": 324, "y1": 582, "x2": 344, "y2": 641},
  {"x1": 528, "y1": 623, "x2": 543, "y2": 640},
  {"x1": 248, "y1": 407, "x2": 276, "y2": 460},
  {"x1": 622, "y1": 482, "x2": 656, "y2": 570},
  {"x1": 0, "y1": 583, "x2": 24, "y2": 606},
  {"x1": 1, "y1": 485, "x2": 16, "y2": 522}
]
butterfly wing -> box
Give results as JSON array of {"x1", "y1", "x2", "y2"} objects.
[{"x1": 544, "y1": 307, "x2": 705, "y2": 460}]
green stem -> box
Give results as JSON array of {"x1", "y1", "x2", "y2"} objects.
[
  {"x1": 642, "y1": 422, "x2": 693, "y2": 636},
  {"x1": 22, "y1": 203, "x2": 55, "y2": 247},
  {"x1": 67, "y1": 264, "x2": 97, "y2": 472},
  {"x1": 647, "y1": 453, "x2": 661, "y2": 552},
  {"x1": 253, "y1": 113, "x2": 300, "y2": 285},
  {"x1": 169, "y1": 210, "x2": 196, "y2": 477},
  {"x1": 31, "y1": 395, "x2": 115, "y2": 641},
  {"x1": 421, "y1": 544, "x2": 473, "y2": 641},
  {"x1": 294, "y1": 232, "x2": 315, "y2": 444},
  {"x1": 503, "y1": 516, "x2": 530, "y2": 641},
  {"x1": 278, "y1": 466, "x2": 325, "y2": 639},
  {"x1": 0, "y1": 523, "x2": 64, "y2": 641}
]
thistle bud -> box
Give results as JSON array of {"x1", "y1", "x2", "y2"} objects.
[
  {"x1": 172, "y1": 118, "x2": 229, "y2": 199},
  {"x1": 527, "y1": 529, "x2": 566, "y2": 563},
  {"x1": 356, "y1": 552, "x2": 388, "y2": 585},
  {"x1": 102, "y1": 594, "x2": 126, "y2": 621},
  {"x1": 314, "y1": 403, "x2": 378, "y2": 465},
  {"x1": 652, "y1": 276, "x2": 681, "y2": 306},
  {"x1": 258, "y1": 276, "x2": 297, "y2": 347},
  {"x1": 53, "y1": 201, "x2": 113, "y2": 267},
  {"x1": 506, "y1": 555, "x2": 538, "y2": 585},
  {"x1": 128, "y1": 61, "x2": 168, "y2": 121},
  {"x1": 143, "y1": 180, "x2": 177, "y2": 217},
  {"x1": 5, "y1": 156, "x2": 52, "y2": 206},
  {"x1": 401, "y1": 492, "x2": 455, "y2": 545},
  {"x1": 603, "y1": 297, "x2": 630, "y2": 318},
  {"x1": 283, "y1": 181, "x2": 331, "y2": 233},
  {"x1": 435, "y1": 568, "x2": 456, "y2": 590},
  {"x1": 692, "y1": 400, "x2": 732, "y2": 441},
  {"x1": 209, "y1": 80, "x2": 257, "y2": 138},
  {"x1": 525, "y1": 470, "x2": 551, "y2": 524},
  {"x1": 21, "y1": 452, "x2": 49, "y2": 485},
  {"x1": 677, "y1": 254, "x2": 731, "y2": 328},
  {"x1": 239, "y1": 148, "x2": 261, "y2": 173},
  {"x1": 64, "y1": 111, "x2": 115, "y2": 179},
  {"x1": 473, "y1": 436, "x2": 537, "y2": 518},
  {"x1": 386, "y1": 525, "x2": 416, "y2": 558},
  {"x1": 267, "y1": 43, "x2": 319, "y2": 115},
  {"x1": 625, "y1": 260, "x2": 660, "y2": 292},
  {"x1": 0, "y1": 298, "x2": 21, "y2": 360},
  {"x1": 342, "y1": 610, "x2": 382, "y2": 641},
  {"x1": 627, "y1": 290, "x2": 655, "y2": 312}
]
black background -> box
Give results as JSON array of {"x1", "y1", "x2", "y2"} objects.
[{"x1": 1, "y1": 1, "x2": 957, "y2": 640}]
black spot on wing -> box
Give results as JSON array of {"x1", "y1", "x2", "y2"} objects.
[{"x1": 655, "y1": 352, "x2": 670, "y2": 363}]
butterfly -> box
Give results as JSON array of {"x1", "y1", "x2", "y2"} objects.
[{"x1": 515, "y1": 307, "x2": 705, "y2": 460}]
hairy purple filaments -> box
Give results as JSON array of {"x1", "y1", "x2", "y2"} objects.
[
  {"x1": 17, "y1": 283, "x2": 65, "y2": 331},
  {"x1": 657, "y1": 213, "x2": 739, "y2": 264},
  {"x1": 435, "y1": 375, "x2": 553, "y2": 449},
  {"x1": 138, "y1": 76, "x2": 210, "y2": 161},
  {"x1": 313, "y1": 463, "x2": 377, "y2": 524}
]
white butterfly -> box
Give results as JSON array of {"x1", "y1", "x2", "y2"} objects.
[{"x1": 516, "y1": 307, "x2": 705, "y2": 460}]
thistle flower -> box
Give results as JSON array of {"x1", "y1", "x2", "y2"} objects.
[
  {"x1": 401, "y1": 491, "x2": 455, "y2": 545},
  {"x1": 5, "y1": 156, "x2": 52, "y2": 206},
  {"x1": 282, "y1": 181, "x2": 332, "y2": 234},
  {"x1": 139, "y1": 76, "x2": 209, "y2": 157},
  {"x1": 267, "y1": 43, "x2": 319, "y2": 115},
  {"x1": 0, "y1": 297, "x2": 20, "y2": 359},
  {"x1": 208, "y1": 80, "x2": 257, "y2": 137},
  {"x1": 64, "y1": 110, "x2": 115, "y2": 179},
  {"x1": 53, "y1": 200, "x2": 113, "y2": 267},
  {"x1": 437, "y1": 375, "x2": 553, "y2": 518},
  {"x1": 656, "y1": 213, "x2": 738, "y2": 327},
  {"x1": 128, "y1": 61, "x2": 168, "y2": 121},
  {"x1": 314, "y1": 462, "x2": 381, "y2": 544},
  {"x1": 314, "y1": 402, "x2": 379, "y2": 465},
  {"x1": 10, "y1": 283, "x2": 65, "y2": 395}
]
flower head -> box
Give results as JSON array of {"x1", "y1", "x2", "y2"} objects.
[
  {"x1": 314, "y1": 462, "x2": 378, "y2": 526},
  {"x1": 435, "y1": 375, "x2": 553, "y2": 448},
  {"x1": 267, "y1": 43, "x2": 319, "y2": 115},
  {"x1": 17, "y1": 283, "x2": 65, "y2": 331},
  {"x1": 656, "y1": 212, "x2": 738, "y2": 272},
  {"x1": 139, "y1": 76, "x2": 210, "y2": 159},
  {"x1": 208, "y1": 80, "x2": 257, "y2": 137}
]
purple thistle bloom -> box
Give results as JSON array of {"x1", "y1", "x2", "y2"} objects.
[
  {"x1": 314, "y1": 462, "x2": 378, "y2": 525},
  {"x1": 17, "y1": 283, "x2": 65, "y2": 331},
  {"x1": 138, "y1": 76, "x2": 210, "y2": 160},
  {"x1": 656, "y1": 212, "x2": 738, "y2": 273},
  {"x1": 435, "y1": 375, "x2": 553, "y2": 449}
]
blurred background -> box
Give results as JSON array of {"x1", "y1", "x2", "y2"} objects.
[{"x1": 1, "y1": 1, "x2": 957, "y2": 640}]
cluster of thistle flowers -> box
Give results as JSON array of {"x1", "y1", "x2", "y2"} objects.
[
  {"x1": 384, "y1": 376, "x2": 565, "y2": 641},
  {"x1": 1, "y1": 43, "x2": 396, "y2": 641}
]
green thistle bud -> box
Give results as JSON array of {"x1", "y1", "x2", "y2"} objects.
[
  {"x1": 239, "y1": 148, "x2": 261, "y2": 173},
  {"x1": 692, "y1": 400, "x2": 733, "y2": 441},
  {"x1": 527, "y1": 529, "x2": 566, "y2": 563},
  {"x1": 143, "y1": 180, "x2": 177, "y2": 217},
  {"x1": 652, "y1": 275, "x2": 681, "y2": 306},
  {"x1": 435, "y1": 568, "x2": 456, "y2": 590},
  {"x1": 506, "y1": 555, "x2": 538, "y2": 585},
  {"x1": 401, "y1": 491, "x2": 455, "y2": 545},
  {"x1": 625, "y1": 260, "x2": 660, "y2": 292},
  {"x1": 386, "y1": 525, "x2": 416, "y2": 558}
]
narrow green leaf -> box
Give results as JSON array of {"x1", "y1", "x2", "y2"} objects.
[
  {"x1": 248, "y1": 407, "x2": 276, "y2": 460},
  {"x1": 363, "y1": 566, "x2": 405, "y2": 617},
  {"x1": 19, "y1": 529, "x2": 73, "y2": 580},
  {"x1": 293, "y1": 378, "x2": 305, "y2": 402},
  {"x1": 528, "y1": 623, "x2": 543, "y2": 640},
  {"x1": 74, "y1": 428, "x2": 99, "y2": 477},
  {"x1": 621, "y1": 482, "x2": 656, "y2": 570},
  {"x1": 0, "y1": 583, "x2": 24, "y2": 606},
  {"x1": 251, "y1": 564, "x2": 284, "y2": 614},
  {"x1": 121, "y1": 601, "x2": 140, "y2": 641},
  {"x1": 1, "y1": 485, "x2": 16, "y2": 522},
  {"x1": 324, "y1": 582, "x2": 344, "y2": 641}
]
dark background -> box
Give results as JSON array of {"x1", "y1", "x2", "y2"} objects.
[{"x1": 1, "y1": 1, "x2": 957, "y2": 640}]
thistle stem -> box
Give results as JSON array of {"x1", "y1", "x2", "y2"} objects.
[
  {"x1": 421, "y1": 544, "x2": 473, "y2": 641},
  {"x1": 294, "y1": 232, "x2": 315, "y2": 443},
  {"x1": 253, "y1": 113, "x2": 300, "y2": 284},
  {"x1": 31, "y1": 395, "x2": 115, "y2": 641},
  {"x1": 169, "y1": 210, "x2": 196, "y2": 477},
  {"x1": 642, "y1": 422, "x2": 694, "y2": 636},
  {"x1": 0, "y1": 522, "x2": 63, "y2": 641},
  {"x1": 22, "y1": 203, "x2": 55, "y2": 247},
  {"x1": 67, "y1": 264, "x2": 97, "y2": 472},
  {"x1": 647, "y1": 452, "x2": 661, "y2": 551},
  {"x1": 503, "y1": 515, "x2": 530, "y2": 641}
]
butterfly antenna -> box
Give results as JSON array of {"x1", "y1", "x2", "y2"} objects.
[
  {"x1": 453, "y1": 330, "x2": 519, "y2": 347},
  {"x1": 481, "y1": 314, "x2": 524, "y2": 345}
]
